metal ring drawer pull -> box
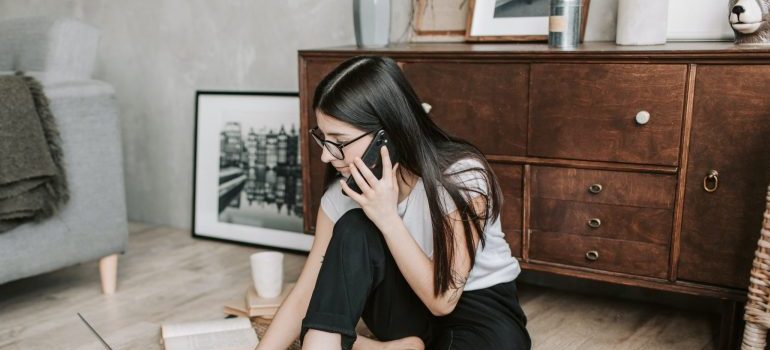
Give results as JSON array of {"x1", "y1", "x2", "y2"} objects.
[
  {"x1": 703, "y1": 169, "x2": 719, "y2": 193},
  {"x1": 587, "y1": 218, "x2": 602, "y2": 228},
  {"x1": 635, "y1": 110, "x2": 651, "y2": 125},
  {"x1": 585, "y1": 250, "x2": 600, "y2": 261},
  {"x1": 588, "y1": 183, "x2": 603, "y2": 194}
]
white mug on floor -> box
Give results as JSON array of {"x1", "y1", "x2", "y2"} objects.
[{"x1": 250, "y1": 251, "x2": 283, "y2": 298}]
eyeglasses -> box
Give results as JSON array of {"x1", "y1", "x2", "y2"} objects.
[{"x1": 309, "y1": 126, "x2": 378, "y2": 160}]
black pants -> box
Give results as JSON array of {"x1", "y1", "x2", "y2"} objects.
[{"x1": 300, "y1": 208, "x2": 531, "y2": 350}]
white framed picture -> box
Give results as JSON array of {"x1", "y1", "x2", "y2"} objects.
[
  {"x1": 667, "y1": 0, "x2": 734, "y2": 41},
  {"x1": 193, "y1": 91, "x2": 312, "y2": 252}
]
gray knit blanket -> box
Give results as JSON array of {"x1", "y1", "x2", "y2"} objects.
[{"x1": 0, "y1": 73, "x2": 69, "y2": 233}]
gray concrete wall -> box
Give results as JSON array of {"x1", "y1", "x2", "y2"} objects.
[{"x1": 0, "y1": 0, "x2": 617, "y2": 229}]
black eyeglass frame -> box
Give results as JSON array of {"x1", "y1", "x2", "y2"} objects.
[{"x1": 309, "y1": 126, "x2": 379, "y2": 160}]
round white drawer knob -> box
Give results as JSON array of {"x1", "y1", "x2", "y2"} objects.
[{"x1": 635, "y1": 110, "x2": 650, "y2": 125}]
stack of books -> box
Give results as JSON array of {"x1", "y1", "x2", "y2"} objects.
[{"x1": 224, "y1": 282, "x2": 295, "y2": 319}]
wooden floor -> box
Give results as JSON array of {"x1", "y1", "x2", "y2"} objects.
[{"x1": 0, "y1": 223, "x2": 719, "y2": 349}]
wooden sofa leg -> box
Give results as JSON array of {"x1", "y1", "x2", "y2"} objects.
[{"x1": 99, "y1": 254, "x2": 118, "y2": 295}]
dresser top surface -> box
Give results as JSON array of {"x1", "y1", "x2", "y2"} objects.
[{"x1": 299, "y1": 41, "x2": 770, "y2": 59}]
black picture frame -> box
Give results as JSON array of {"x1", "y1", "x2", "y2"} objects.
[{"x1": 192, "y1": 90, "x2": 311, "y2": 253}]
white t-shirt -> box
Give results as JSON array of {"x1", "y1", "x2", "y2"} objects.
[{"x1": 319, "y1": 158, "x2": 521, "y2": 291}]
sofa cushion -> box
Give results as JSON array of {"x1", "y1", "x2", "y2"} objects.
[{"x1": 0, "y1": 17, "x2": 99, "y2": 80}]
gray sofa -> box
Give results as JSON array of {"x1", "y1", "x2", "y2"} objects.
[{"x1": 0, "y1": 17, "x2": 128, "y2": 294}]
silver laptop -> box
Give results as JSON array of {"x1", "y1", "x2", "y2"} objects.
[{"x1": 77, "y1": 312, "x2": 114, "y2": 350}]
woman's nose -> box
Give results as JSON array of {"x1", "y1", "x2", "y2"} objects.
[{"x1": 320, "y1": 146, "x2": 337, "y2": 163}]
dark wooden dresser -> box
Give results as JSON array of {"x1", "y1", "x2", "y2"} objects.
[{"x1": 298, "y1": 42, "x2": 770, "y2": 349}]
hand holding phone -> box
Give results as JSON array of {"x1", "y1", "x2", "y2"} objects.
[{"x1": 342, "y1": 129, "x2": 399, "y2": 197}]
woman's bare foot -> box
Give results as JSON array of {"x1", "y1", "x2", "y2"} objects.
[
  {"x1": 352, "y1": 335, "x2": 424, "y2": 350},
  {"x1": 383, "y1": 336, "x2": 424, "y2": 350},
  {"x1": 352, "y1": 335, "x2": 383, "y2": 350}
]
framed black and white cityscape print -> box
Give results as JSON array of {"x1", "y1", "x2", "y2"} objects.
[{"x1": 193, "y1": 91, "x2": 312, "y2": 252}]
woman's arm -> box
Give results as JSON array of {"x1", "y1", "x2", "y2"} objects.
[
  {"x1": 341, "y1": 152, "x2": 485, "y2": 316},
  {"x1": 379, "y1": 195, "x2": 485, "y2": 316},
  {"x1": 256, "y1": 207, "x2": 335, "y2": 350}
]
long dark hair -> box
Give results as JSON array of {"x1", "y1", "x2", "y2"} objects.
[{"x1": 313, "y1": 56, "x2": 503, "y2": 297}]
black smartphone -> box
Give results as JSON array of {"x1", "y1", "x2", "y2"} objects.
[{"x1": 342, "y1": 129, "x2": 399, "y2": 197}]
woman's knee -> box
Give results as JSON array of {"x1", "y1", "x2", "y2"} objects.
[{"x1": 331, "y1": 208, "x2": 381, "y2": 243}]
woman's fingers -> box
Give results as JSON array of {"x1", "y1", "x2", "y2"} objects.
[
  {"x1": 381, "y1": 146, "x2": 392, "y2": 181},
  {"x1": 354, "y1": 156, "x2": 378, "y2": 186},
  {"x1": 349, "y1": 160, "x2": 373, "y2": 194},
  {"x1": 392, "y1": 163, "x2": 399, "y2": 188},
  {"x1": 339, "y1": 178, "x2": 365, "y2": 203}
]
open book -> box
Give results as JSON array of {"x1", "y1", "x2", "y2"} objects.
[{"x1": 160, "y1": 317, "x2": 258, "y2": 350}]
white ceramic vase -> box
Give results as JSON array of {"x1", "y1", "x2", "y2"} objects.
[
  {"x1": 354, "y1": 0, "x2": 391, "y2": 48},
  {"x1": 616, "y1": 0, "x2": 669, "y2": 45}
]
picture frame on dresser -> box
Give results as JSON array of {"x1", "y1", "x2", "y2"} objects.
[
  {"x1": 411, "y1": 0, "x2": 469, "y2": 42},
  {"x1": 466, "y1": 0, "x2": 590, "y2": 42},
  {"x1": 192, "y1": 91, "x2": 313, "y2": 252}
]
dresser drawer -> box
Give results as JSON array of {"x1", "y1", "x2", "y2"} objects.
[
  {"x1": 531, "y1": 166, "x2": 677, "y2": 209},
  {"x1": 400, "y1": 61, "x2": 528, "y2": 157},
  {"x1": 530, "y1": 198, "x2": 673, "y2": 245},
  {"x1": 530, "y1": 231, "x2": 669, "y2": 279},
  {"x1": 529, "y1": 63, "x2": 687, "y2": 166}
]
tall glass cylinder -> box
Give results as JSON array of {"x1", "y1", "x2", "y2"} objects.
[{"x1": 549, "y1": 0, "x2": 582, "y2": 49}]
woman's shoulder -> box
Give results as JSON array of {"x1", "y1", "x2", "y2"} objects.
[
  {"x1": 443, "y1": 157, "x2": 488, "y2": 188},
  {"x1": 320, "y1": 179, "x2": 359, "y2": 223},
  {"x1": 322, "y1": 179, "x2": 346, "y2": 203},
  {"x1": 444, "y1": 157, "x2": 486, "y2": 174},
  {"x1": 435, "y1": 157, "x2": 490, "y2": 214}
]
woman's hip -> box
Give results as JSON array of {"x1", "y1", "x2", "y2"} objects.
[{"x1": 430, "y1": 279, "x2": 531, "y2": 349}]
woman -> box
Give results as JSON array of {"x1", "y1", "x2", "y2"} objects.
[{"x1": 257, "y1": 56, "x2": 531, "y2": 350}]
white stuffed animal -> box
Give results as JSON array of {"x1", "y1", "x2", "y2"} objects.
[{"x1": 729, "y1": 0, "x2": 770, "y2": 44}]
